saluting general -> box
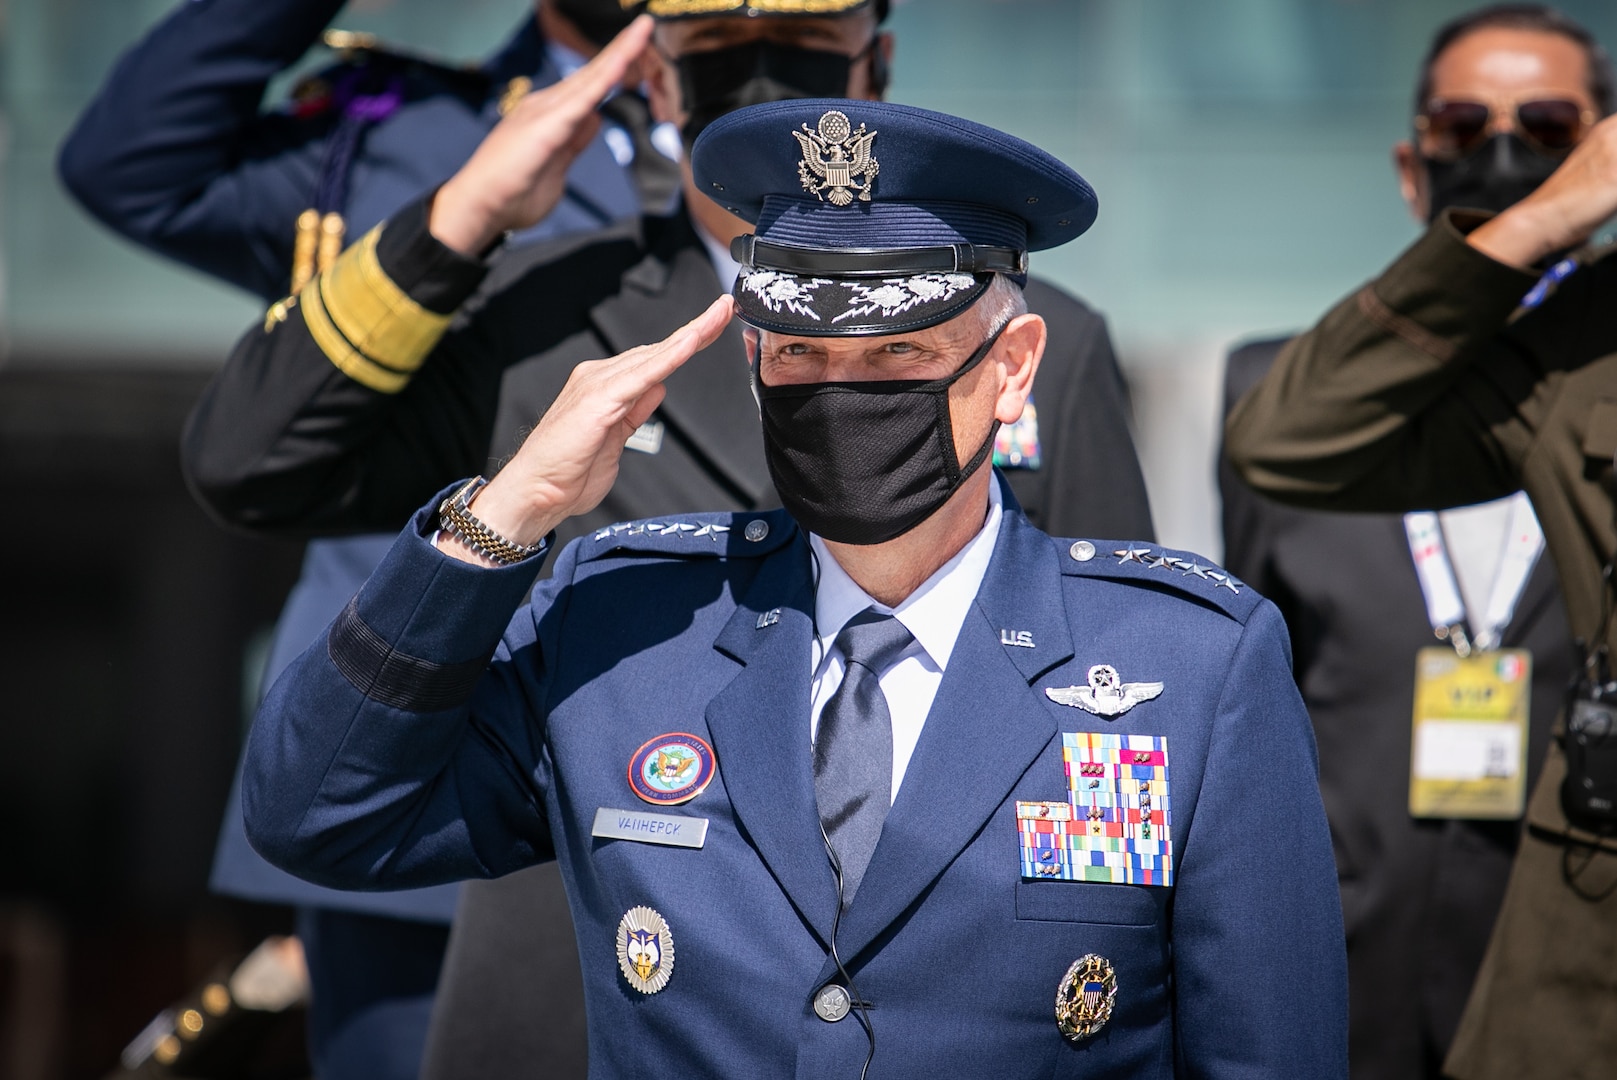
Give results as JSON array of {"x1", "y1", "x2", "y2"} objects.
[{"x1": 243, "y1": 96, "x2": 1347, "y2": 1077}]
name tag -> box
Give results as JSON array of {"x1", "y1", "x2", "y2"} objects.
[
  {"x1": 1409, "y1": 647, "x2": 1531, "y2": 819},
  {"x1": 592, "y1": 807, "x2": 708, "y2": 849},
  {"x1": 625, "y1": 420, "x2": 665, "y2": 455}
]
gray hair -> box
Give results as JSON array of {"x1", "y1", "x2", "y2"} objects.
[{"x1": 974, "y1": 273, "x2": 1028, "y2": 338}]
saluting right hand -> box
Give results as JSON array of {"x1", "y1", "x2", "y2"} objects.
[
  {"x1": 1471, "y1": 111, "x2": 1617, "y2": 268},
  {"x1": 428, "y1": 15, "x2": 654, "y2": 257},
  {"x1": 437, "y1": 296, "x2": 735, "y2": 566}
]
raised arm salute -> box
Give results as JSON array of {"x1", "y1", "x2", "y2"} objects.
[
  {"x1": 1225, "y1": 13, "x2": 1617, "y2": 1076},
  {"x1": 244, "y1": 98, "x2": 1345, "y2": 1080},
  {"x1": 182, "y1": 19, "x2": 661, "y2": 534},
  {"x1": 58, "y1": 3, "x2": 653, "y2": 1077}
]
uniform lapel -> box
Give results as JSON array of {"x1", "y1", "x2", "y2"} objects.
[
  {"x1": 590, "y1": 215, "x2": 776, "y2": 509},
  {"x1": 833, "y1": 505, "x2": 1075, "y2": 962},
  {"x1": 706, "y1": 532, "x2": 841, "y2": 944}
]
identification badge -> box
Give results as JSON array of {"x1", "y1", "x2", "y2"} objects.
[
  {"x1": 592, "y1": 807, "x2": 709, "y2": 849},
  {"x1": 1409, "y1": 647, "x2": 1531, "y2": 819},
  {"x1": 625, "y1": 419, "x2": 665, "y2": 455}
]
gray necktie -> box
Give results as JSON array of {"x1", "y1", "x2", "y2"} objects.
[{"x1": 815, "y1": 609, "x2": 914, "y2": 905}]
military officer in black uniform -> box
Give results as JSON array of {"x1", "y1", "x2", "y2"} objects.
[{"x1": 58, "y1": 1, "x2": 654, "y2": 1076}]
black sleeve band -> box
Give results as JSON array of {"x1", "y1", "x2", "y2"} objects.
[{"x1": 328, "y1": 598, "x2": 492, "y2": 713}]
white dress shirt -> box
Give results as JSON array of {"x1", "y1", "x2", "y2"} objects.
[{"x1": 809, "y1": 480, "x2": 1004, "y2": 805}]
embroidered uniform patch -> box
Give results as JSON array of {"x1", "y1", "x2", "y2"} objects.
[{"x1": 1018, "y1": 733, "x2": 1174, "y2": 886}]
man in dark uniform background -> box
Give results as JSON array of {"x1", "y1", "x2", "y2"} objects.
[
  {"x1": 1217, "y1": 8, "x2": 1605, "y2": 1076},
  {"x1": 57, "y1": 1, "x2": 655, "y2": 1076},
  {"x1": 1226, "y1": 4, "x2": 1617, "y2": 1076},
  {"x1": 177, "y1": 3, "x2": 1154, "y2": 1073}
]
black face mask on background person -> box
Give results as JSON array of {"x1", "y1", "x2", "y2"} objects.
[
  {"x1": 676, "y1": 40, "x2": 863, "y2": 149},
  {"x1": 1422, "y1": 132, "x2": 1564, "y2": 222},
  {"x1": 753, "y1": 322, "x2": 1009, "y2": 546},
  {"x1": 552, "y1": 0, "x2": 641, "y2": 48}
]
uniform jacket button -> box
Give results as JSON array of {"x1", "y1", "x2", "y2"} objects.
[{"x1": 813, "y1": 983, "x2": 851, "y2": 1022}]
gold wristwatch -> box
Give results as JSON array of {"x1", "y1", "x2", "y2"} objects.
[{"x1": 437, "y1": 477, "x2": 543, "y2": 565}]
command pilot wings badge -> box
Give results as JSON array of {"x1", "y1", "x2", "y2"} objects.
[
  {"x1": 1046, "y1": 664, "x2": 1164, "y2": 718},
  {"x1": 795, "y1": 110, "x2": 879, "y2": 207}
]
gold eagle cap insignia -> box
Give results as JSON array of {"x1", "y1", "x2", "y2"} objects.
[{"x1": 793, "y1": 110, "x2": 879, "y2": 207}]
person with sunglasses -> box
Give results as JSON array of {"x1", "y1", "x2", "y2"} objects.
[{"x1": 1225, "y1": 5, "x2": 1617, "y2": 1079}]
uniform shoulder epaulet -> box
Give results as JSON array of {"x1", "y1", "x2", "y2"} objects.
[
  {"x1": 579, "y1": 509, "x2": 799, "y2": 564},
  {"x1": 285, "y1": 30, "x2": 491, "y2": 120},
  {"x1": 1058, "y1": 539, "x2": 1262, "y2": 624}
]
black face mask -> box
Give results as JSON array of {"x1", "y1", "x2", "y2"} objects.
[
  {"x1": 676, "y1": 40, "x2": 858, "y2": 149},
  {"x1": 753, "y1": 323, "x2": 1008, "y2": 546},
  {"x1": 552, "y1": 0, "x2": 640, "y2": 48},
  {"x1": 1422, "y1": 133, "x2": 1563, "y2": 221}
]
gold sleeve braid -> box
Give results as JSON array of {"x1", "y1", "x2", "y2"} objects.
[{"x1": 299, "y1": 224, "x2": 452, "y2": 394}]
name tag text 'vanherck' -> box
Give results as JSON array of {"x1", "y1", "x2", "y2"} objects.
[{"x1": 591, "y1": 807, "x2": 709, "y2": 849}]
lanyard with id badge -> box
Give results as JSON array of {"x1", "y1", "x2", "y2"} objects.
[{"x1": 1405, "y1": 494, "x2": 1545, "y2": 819}]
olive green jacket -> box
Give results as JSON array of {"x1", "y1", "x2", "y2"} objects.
[
  {"x1": 1225, "y1": 210, "x2": 1617, "y2": 1080},
  {"x1": 1226, "y1": 210, "x2": 1617, "y2": 656}
]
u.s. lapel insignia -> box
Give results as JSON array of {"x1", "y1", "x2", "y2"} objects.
[
  {"x1": 1045, "y1": 665, "x2": 1163, "y2": 717},
  {"x1": 794, "y1": 110, "x2": 879, "y2": 206},
  {"x1": 1055, "y1": 954, "x2": 1117, "y2": 1042},
  {"x1": 617, "y1": 906, "x2": 674, "y2": 994},
  {"x1": 629, "y1": 733, "x2": 716, "y2": 806}
]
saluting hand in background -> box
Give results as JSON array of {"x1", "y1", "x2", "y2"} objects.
[
  {"x1": 1470, "y1": 111, "x2": 1617, "y2": 267},
  {"x1": 430, "y1": 14, "x2": 654, "y2": 256}
]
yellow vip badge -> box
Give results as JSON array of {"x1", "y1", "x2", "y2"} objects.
[{"x1": 1409, "y1": 647, "x2": 1532, "y2": 819}]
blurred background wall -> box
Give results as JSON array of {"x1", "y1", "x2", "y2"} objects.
[{"x1": 4, "y1": 1, "x2": 1617, "y2": 1077}]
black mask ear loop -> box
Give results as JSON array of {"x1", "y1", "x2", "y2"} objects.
[{"x1": 935, "y1": 319, "x2": 1013, "y2": 485}]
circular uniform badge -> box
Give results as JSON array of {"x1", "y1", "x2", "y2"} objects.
[
  {"x1": 617, "y1": 905, "x2": 674, "y2": 994},
  {"x1": 628, "y1": 733, "x2": 716, "y2": 806},
  {"x1": 1055, "y1": 954, "x2": 1117, "y2": 1042}
]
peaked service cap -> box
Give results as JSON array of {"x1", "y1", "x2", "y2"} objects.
[{"x1": 692, "y1": 98, "x2": 1097, "y2": 336}]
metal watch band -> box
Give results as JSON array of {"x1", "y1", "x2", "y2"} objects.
[{"x1": 437, "y1": 477, "x2": 543, "y2": 566}]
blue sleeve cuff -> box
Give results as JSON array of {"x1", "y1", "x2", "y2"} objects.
[{"x1": 341, "y1": 482, "x2": 553, "y2": 670}]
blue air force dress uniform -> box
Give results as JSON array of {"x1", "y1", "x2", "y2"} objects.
[
  {"x1": 57, "y1": 2, "x2": 646, "y2": 1074},
  {"x1": 58, "y1": 0, "x2": 645, "y2": 922},
  {"x1": 243, "y1": 100, "x2": 1347, "y2": 1077}
]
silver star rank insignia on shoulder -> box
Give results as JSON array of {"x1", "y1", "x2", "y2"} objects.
[
  {"x1": 1045, "y1": 664, "x2": 1164, "y2": 717},
  {"x1": 794, "y1": 110, "x2": 879, "y2": 207}
]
